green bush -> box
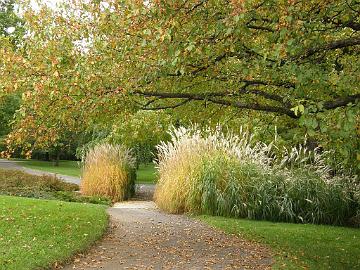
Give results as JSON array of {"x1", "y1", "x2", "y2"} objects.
[
  {"x1": 0, "y1": 168, "x2": 78, "y2": 193},
  {"x1": 155, "y1": 127, "x2": 358, "y2": 226},
  {"x1": 54, "y1": 191, "x2": 111, "y2": 205},
  {"x1": 0, "y1": 169, "x2": 110, "y2": 205}
]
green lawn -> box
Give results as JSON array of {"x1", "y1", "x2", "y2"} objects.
[
  {"x1": 199, "y1": 216, "x2": 360, "y2": 270},
  {"x1": 137, "y1": 163, "x2": 157, "y2": 183},
  {"x1": 0, "y1": 195, "x2": 108, "y2": 270},
  {"x1": 16, "y1": 159, "x2": 81, "y2": 177}
]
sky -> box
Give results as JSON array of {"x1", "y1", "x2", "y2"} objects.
[
  {"x1": 30, "y1": 0, "x2": 64, "y2": 10},
  {"x1": 6, "y1": 0, "x2": 111, "y2": 34},
  {"x1": 4, "y1": 0, "x2": 61, "y2": 33}
]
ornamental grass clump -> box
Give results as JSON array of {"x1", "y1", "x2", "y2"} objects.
[
  {"x1": 155, "y1": 126, "x2": 358, "y2": 226},
  {"x1": 155, "y1": 126, "x2": 273, "y2": 214},
  {"x1": 81, "y1": 143, "x2": 136, "y2": 202},
  {"x1": 154, "y1": 128, "x2": 205, "y2": 213}
]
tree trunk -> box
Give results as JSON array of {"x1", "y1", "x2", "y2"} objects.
[{"x1": 54, "y1": 152, "x2": 60, "y2": 167}]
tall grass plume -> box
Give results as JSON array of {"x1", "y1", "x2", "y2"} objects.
[
  {"x1": 155, "y1": 126, "x2": 358, "y2": 226},
  {"x1": 81, "y1": 143, "x2": 136, "y2": 202}
]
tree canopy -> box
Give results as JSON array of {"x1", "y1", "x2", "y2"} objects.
[{"x1": 0, "y1": 0, "x2": 359, "y2": 172}]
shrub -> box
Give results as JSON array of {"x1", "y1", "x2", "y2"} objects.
[
  {"x1": 80, "y1": 143, "x2": 136, "y2": 201},
  {"x1": 0, "y1": 169, "x2": 110, "y2": 205},
  {"x1": 54, "y1": 191, "x2": 111, "y2": 205},
  {"x1": 155, "y1": 127, "x2": 358, "y2": 226},
  {"x1": 0, "y1": 168, "x2": 78, "y2": 195}
]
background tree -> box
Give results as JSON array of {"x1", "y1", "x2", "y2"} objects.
[
  {"x1": 0, "y1": 95, "x2": 19, "y2": 136},
  {"x1": 0, "y1": 0, "x2": 23, "y2": 152},
  {"x1": 76, "y1": 111, "x2": 172, "y2": 165},
  {"x1": 107, "y1": 111, "x2": 172, "y2": 165}
]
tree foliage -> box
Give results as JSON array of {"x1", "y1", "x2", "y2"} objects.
[
  {"x1": 0, "y1": 0, "x2": 24, "y2": 43},
  {"x1": 107, "y1": 111, "x2": 172, "y2": 163},
  {"x1": 0, "y1": 0, "x2": 23, "y2": 152},
  {"x1": 0, "y1": 94, "x2": 19, "y2": 137},
  {"x1": 0, "y1": 0, "x2": 359, "y2": 172}
]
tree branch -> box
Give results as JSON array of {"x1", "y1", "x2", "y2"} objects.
[
  {"x1": 323, "y1": 94, "x2": 360, "y2": 110},
  {"x1": 342, "y1": 20, "x2": 360, "y2": 31},
  {"x1": 240, "y1": 88, "x2": 288, "y2": 105},
  {"x1": 186, "y1": 0, "x2": 207, "y2": 14},
  {"x1": 132, "y1": 90, "x2": 360, "y2": 118},
  {"x1": 133, "y1": 90, "x2": 297, "y2": 118},
  {"x1": 294, "y1": 36, "x2": 360, "y2": 61},
  {"x1": 246, "y1": 24, "x2": 274, "y2": 32},
  {"x1": 141, "y1": 98, "x2": 191, "y2": 110},
  {"x1": 206, "y1": 97, "x2": 297, "y2": 118}
]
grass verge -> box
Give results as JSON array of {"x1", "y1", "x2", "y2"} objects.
[
  {"x1": 15, "y1": 159, "x2": 81, "y2": 177},
  {"x1": 0, "y1": 195, "x2": 108, "y2": 270},
  {"x1": 15, "y1": 159, "x2": 157, "y2": 184},
  {"x1": 199, "y1": 215, "x2": 360, "y2": 270}
]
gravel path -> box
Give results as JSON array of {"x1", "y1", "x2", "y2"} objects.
[{"x1": 63, "y1": 201, "x2": 271, "y2": 270}]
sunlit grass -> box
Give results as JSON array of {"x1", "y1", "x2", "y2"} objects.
[
  {"x1": 137, "y1": 163, "x2": 157, "y2": 183},
  {"x1": 15, "y1": 159, "x2": 154, "y2": 184},
  {"x1": 15, "y1": 159, "x2": 80, "y2": 177},
  {"x1": 0, "y1": 195, "x2": 108, "y2": 270},
  {"x1": 199, "y1": 215, "x2": 360, "y2": 269}
]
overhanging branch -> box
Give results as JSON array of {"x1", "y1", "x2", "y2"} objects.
[
  {"x1": 293, "y1": 36, "x2": 360, "y2": 61},
  {"x1": 142, "y1": 98, "x2": 191, "y2": 110},
  {"x1": 133, "y1": 90, "x2": 297, "y2": 118},
  {"x1": 323, "y1": 93, "x2": 360, "y2": 110},
  {"x1": 132, "y1": 90, "x2": 360, "y2": 118}
]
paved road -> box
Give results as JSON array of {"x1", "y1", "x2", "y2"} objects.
[{"x1": 63, "y1": 201, "x2": 272, "y2": 270}]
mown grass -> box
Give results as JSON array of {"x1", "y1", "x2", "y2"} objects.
[
  {"x1": 137, "y1": 163, "x2": 157, "y2": 183},
  {"x1": 15, "y1": 159, "x2": 81, "y2": 177},
  {"x1": 199, "y1": 215, "x2": 360, "y2": 270},
  {"x1": 0, "y1": 195, "x2": 108, "y2": 270}
]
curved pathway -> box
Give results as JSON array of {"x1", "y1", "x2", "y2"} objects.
[{"x1": 63, "y1": 201, "x2": 271, "y2": 270}]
